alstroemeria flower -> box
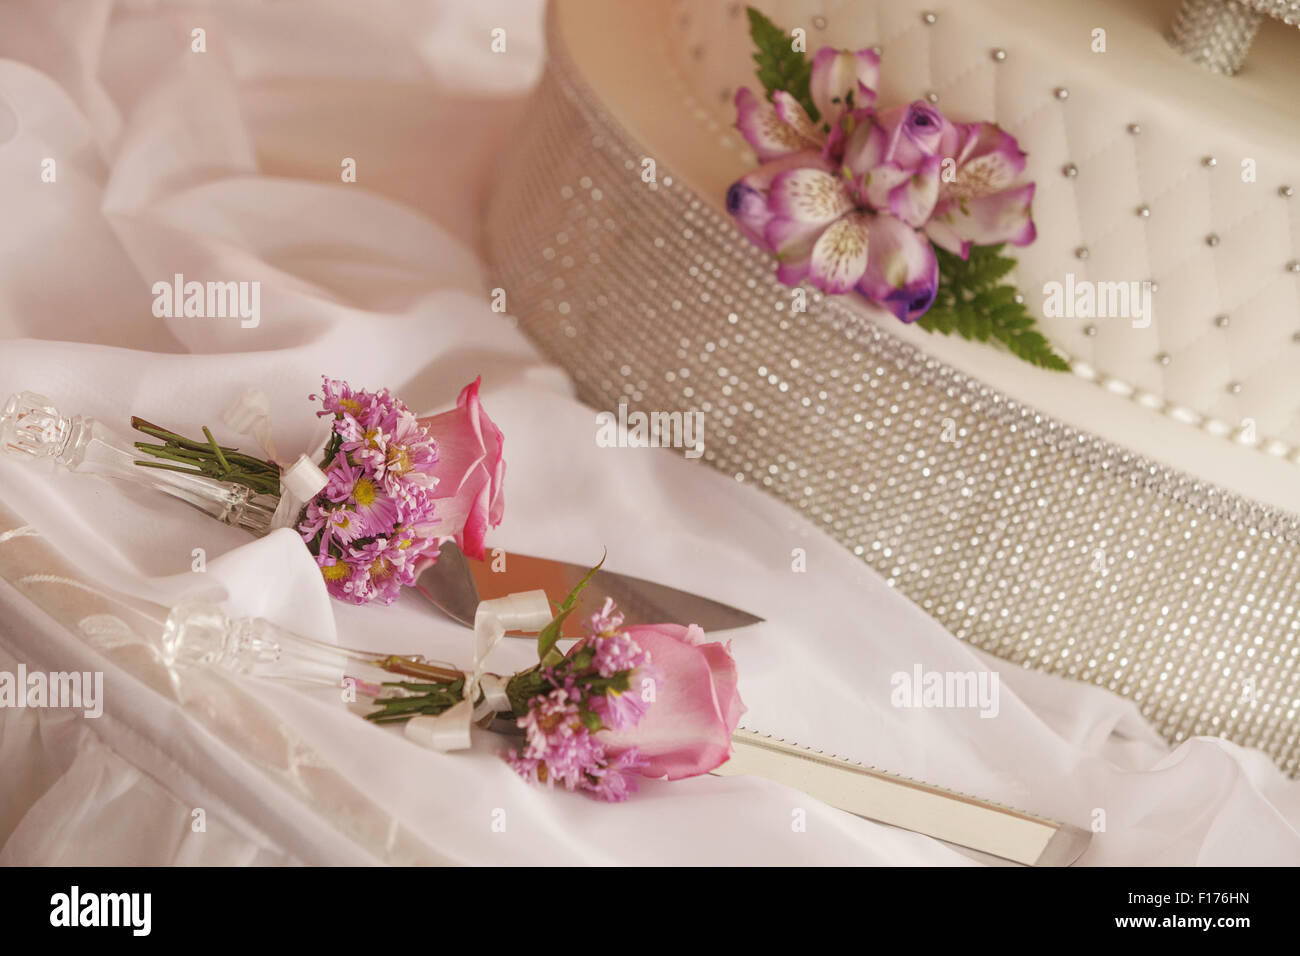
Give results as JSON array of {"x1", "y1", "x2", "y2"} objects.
[
  {"x1": 726, "y1": 150, "x2": 833, "y2": 248},
  {"x1": 416, "y1": 376, "x2": 505, "y2": 561},
  {"x1": 752, "y1": 161, "x2": 939, "y2": 318},
  {"x1": 734, "y1": 46, "x2": 880, "y2": 162},
  {"x1": 734, "y1": 87, "x2": 823, "y2": 161},
  {"x1": 840, "y1": 103, "x2": 945, "y2": 227},
  {"x1": 721, "y1": 32, "x2": 1045, "y2": 346},
  {"x1": 856, "y1": 214, "x2": 941, "y2": 321},
  {"x1": 852, "y1": 101, "x2": 946, "y2": 170},
  {"x1": 597, "y1": 623, "x2": 746, "y2": 780},
  {"x1": 926, "y1": 121, "x2": 1036, "y2": 257},
  {"x1": 809, "y1": 46, "x2": 879, "y2": 123}
]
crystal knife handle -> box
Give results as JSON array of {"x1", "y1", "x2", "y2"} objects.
[
  {"x1": 160, "y1": 599, "x2": 464, "y2": 689},
  {"x1": 0, "y1": 391, "x2": 277, "y2": 535},
  {"x1": 162, "y1": 599, "x2": 354, "y2": 686}
]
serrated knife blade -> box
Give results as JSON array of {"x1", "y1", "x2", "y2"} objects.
[
  {"x1": 416, "y1": 541, "x2": 764, "y2": 637},
  {"x1": 714, "y1": 729, "x2": 1091, "y2": 866}
]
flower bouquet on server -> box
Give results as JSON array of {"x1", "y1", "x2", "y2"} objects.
[
  {"x1": 727, "y1": 8, "x2": 1066, "y2": 369},
  {"x1": 0, "y1": 376, "x2": 504, "y2": 606},
  {"x1": 160, "y1": 566, "x2": 745, "y2": 802}
]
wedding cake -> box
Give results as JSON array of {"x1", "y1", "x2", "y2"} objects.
[{"x1": 486, "y1": 0, "x2": 1300, "y2": 774}]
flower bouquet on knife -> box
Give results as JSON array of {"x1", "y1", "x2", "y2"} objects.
[
  {"x1": 159, "y1": 563, "x2": 745, "y2": 802},
  {"x1": 0, "y1": 376, "x2": 504, "y2": 606}
]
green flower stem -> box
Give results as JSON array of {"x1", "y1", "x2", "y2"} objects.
[
  {"x1": 132, "y1": 459, "x2": 281, "y2": 495},
  {"x1": 133, "y1": 442, "x2": 210, "y2": 464},
  {"x1": 221, "y1": 452, "x2": 280, "y2": 475},
  {"x1": 131, "y1": 416, "x2": 282, "y2": 496},
  {"x1": 505, "y1": 665, "x2": 548, "y2": 717},
  {"x1": 131, "y1": 418, "x2": 239, "y2": 453},
  {"x1": 363, "y1": 677, "x2": 466, "y2": 723},
  {"x1": 202, "y1": 425, "x2": 233, "y2": 475},
  {"x1": 135, "y1": 440, "x2": 277, "y2": 478},
  {"x1": 366, "y1": 711, "x2": 436, "y2": 725},
  {"x1": 132, "y1": 459, "x2": 211, "y2": 477}
]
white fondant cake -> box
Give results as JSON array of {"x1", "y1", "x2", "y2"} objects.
[
  {"x1": 489, "y1": 0, "x2": 1300, "y2": 771},
  {"x1": 554, "y1": 0, "x2": 1300, "y2": 511}
]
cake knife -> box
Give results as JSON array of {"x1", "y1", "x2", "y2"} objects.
[
  {"x1": 714, "y1": 729, "x2": 1092, "y2": 866},
  {"x1": 416, "y1": 541, "x2": 764, "y2": 636}
]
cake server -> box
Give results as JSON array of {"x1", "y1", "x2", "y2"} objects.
[
  {"x1": 714, "y1": 729, "x2": 1092, "y2": 866},
  {"x1": 417, "y1": 541, "x2": 764, "y2": 636}
]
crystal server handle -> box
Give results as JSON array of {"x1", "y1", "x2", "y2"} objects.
[{"x1": 0, "y1": 391, "x2": 278, "y2": 535}]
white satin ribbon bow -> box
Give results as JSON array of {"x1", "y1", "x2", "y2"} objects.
[
  {"x1": 404, "y1": 589, "x2": 553, "y2": 752},
  {"x1": 222, "y1": 388, "x2": 330, "y2": 530}
]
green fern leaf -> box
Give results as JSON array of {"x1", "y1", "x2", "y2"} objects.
[
  {"x1": 746, "y1": 7, "x2": 819, "y2": 121},
  {"x1": 917, "y1": 243, "x2": 1069, "y2": 371}
]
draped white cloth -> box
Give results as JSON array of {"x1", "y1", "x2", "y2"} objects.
[{"x1": 0, "y1": 0, "x2": 1297, "y2": 865}]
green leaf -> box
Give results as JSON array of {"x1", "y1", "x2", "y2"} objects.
[
  {"x1": 131, "y1": 418, "x2": 282, "y2": 496},
  {"x1": 746, "y1": 6, "x2": 818, "y2": 121},
  {"x1": 916, "y1": 243, "x2": 1070, "y2": 371},
  {"x1": 536, "y1": 551, "x2": 607, "y2": 667},
  {"x1": 579, "y1": 709, "x2": 604, "y2": 733}
]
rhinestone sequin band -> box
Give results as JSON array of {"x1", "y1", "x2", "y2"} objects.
[{"x1": 486, "y1": 8, "x2": 1300, "y2": 775}]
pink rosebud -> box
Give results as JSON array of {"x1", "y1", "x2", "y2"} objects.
[
  {"x1": 598, "y1": 623, "x2": 746, "y2": 780},
  {"x1": 417, "y1": 377, "x2": 505, "y2": 561}
]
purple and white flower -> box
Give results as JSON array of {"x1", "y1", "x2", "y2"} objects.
[
  {"x1": 733, "y1": 45, "x2": 880, "y2": 161},
  {"x1": 726, "y1": 43, "x2": 1036, "y2": 323},
  {"x1": 754, "y1": 158, "x2": 940, "y2": 318},
  {"x1": 926, "y1": 121, "x2": 1037, "y2": 257}
]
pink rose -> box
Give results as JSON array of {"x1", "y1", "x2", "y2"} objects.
[
  {"x1": 417, "y1": 376, "x2": 505, "y2": 561},
  {"x1": 598, "y1": 623, "x2": 746, "y2": 780}
]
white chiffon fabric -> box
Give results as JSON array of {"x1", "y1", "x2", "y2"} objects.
[{"x1": 0, "y1": 0, "x2": 1297, "y2": 866}]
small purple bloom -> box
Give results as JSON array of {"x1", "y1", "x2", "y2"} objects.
[
  {"x1": 510, "y1": 688, "x2": 605, "y2": 791},
  {"x1": 590, "y1": 665, "x2": 659, "y2": 732},
  {"x1": 590, "y1": 629, "x2": 649, "y2": 678},
  {"x1": 300, "y1": 499, "x2": 365, "y2": 549},
  {"x1": 586, "y1": 748, "x2": 648, "y2": 803},
  {"x1": 588, "y1": 596, "x2": 625, "y2": 638}
]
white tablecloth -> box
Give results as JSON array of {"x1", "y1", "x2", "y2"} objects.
[{"x1": 1, "y1": 0, "x2": 1297, "y2": 866}]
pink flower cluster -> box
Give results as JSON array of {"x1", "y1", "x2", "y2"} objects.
[
  {"x1": 506, "y1": 599, "x2": 659, "y2": 802},
  {"x1": 299, "y1": 377, "x2": 442, "y2": 605},
  {"x1": 728, "y1": 47, "x2": 1036, "y2": 321}
]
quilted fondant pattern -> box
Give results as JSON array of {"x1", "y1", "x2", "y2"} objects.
[{"x1": 668, "y1": 0, "x2": 1300, "y2": 454}]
